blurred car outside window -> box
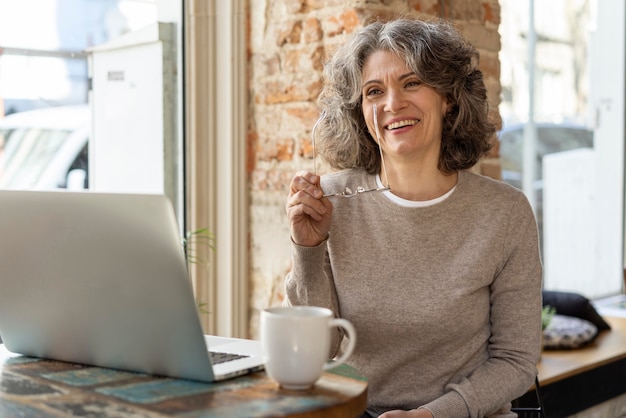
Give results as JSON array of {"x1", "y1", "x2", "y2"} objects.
[
  {"x1": 0, "y1": 105, "x2": 89, "y2": 190},
  {"x1": 498, "y1": 122, "x2": 594, "y2": 254},
  {"x1": 499, "y1": 122, "x2": 594, "y2": 191}
]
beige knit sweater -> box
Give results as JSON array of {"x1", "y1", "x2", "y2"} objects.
[{"x1": 285, "y1": 169, "x2": 542, "y2": 418}]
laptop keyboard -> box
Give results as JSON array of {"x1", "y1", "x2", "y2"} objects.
[{"x1": 209, "y1": 351, "x2": 249, "y2": 365}]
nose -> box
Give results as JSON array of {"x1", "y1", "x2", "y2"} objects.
[{"x1": 383, "y1": 88, "x2": 407, "y2": 113}]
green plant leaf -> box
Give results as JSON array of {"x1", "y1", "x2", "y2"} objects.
[
  {"x1": 182, "y1": 228, "x2": 215, "y2": 316},
  {"x1": 197, "y1": 301, "x2": 211, "y2": 315},
  {"x1": 182, "y1": 228, "x2": 215, "y2": 266},
  {"x1": 541, "y1": 305, "x2": 556, "y2": 330}
]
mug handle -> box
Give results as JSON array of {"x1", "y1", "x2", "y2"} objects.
[{"x1": 323, "y1": 318, "x2": 357, "y2": 370}]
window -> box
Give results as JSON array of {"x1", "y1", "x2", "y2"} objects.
[
  {"x1": 0, "y1": 0, "x2": 251, "y2": 337},
  {"x1": 0, "y1": 0, "x2": 162, "y2": 194},
  {"x1": 499, "y1": 0, "x2": 625, "y2": 299}
]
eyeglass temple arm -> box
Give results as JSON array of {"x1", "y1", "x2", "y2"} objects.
[
  {"x1": 311, "y1": 110, "x2": 326, "y2": 177},
  {"x1": 372, "y1": 104, "x2": 390, "y2": 190}
]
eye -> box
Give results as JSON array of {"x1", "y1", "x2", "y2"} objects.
[
  {"x1": 405, "y1": 79, "x2": 422, "y2": 88},
  {"x1": 365, "y1": 87, "x2": 383, "y2": 98}
]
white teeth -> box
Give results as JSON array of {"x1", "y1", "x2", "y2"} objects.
[{"x1": 386, "y1": 119, "x2": 419, "y2": 130}]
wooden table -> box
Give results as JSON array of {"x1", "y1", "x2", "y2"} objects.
[
  {"x1": 0, "y1": 345, "x2": 367, "y2": 417},
  {"x1": 537, "y1": 315, "x2": 626, "y2": 385},
  {"x1": 530, "y1": 316, "x2": 626, "y2": 417}
]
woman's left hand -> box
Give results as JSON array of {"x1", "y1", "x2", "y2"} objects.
[{"x1": 379, "y1": 409, "x2": 433, "y2": 418}]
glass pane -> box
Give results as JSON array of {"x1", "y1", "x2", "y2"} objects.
[
  {"x1": 0, "y1": 128, "x2": 69, "y2": 187},
  {"x1": 500, "y1": 0, "x2": 624, "y2": 298},
  {"x1": 0, "y1": 0, "x2": 157, "y2": 191}
]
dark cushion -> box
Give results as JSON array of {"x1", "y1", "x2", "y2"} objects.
[
  {"x1": 542, "y1": 290, "x2": 611, "y2": 331},
  {"x1": 543, "y1": 314, "x2": 598, "y2": 349}
]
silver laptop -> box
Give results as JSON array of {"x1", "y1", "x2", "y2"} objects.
[{"x1": 0, "y1": 189, "x2": 264, "y2": 382}]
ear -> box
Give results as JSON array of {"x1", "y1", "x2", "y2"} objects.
[{"x1": 442, "y1": 99, "x2": 453, "y2": 116}]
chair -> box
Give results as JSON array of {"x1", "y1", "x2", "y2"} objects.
[{"x1": 511, "y1": 376, "x2": 546, "y2": 417}]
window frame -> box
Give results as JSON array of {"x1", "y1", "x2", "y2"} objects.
[{"x1": 183, "y1": 0, "x2": 249, "y2": 337}]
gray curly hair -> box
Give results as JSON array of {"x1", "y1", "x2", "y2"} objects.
[{"x1": 315, "y1": 17, "x2": 495, "y2": 174}]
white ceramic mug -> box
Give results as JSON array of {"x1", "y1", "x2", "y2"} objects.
[{"x1": 260, "y1": 306, "x2": 357, "y2": 390}]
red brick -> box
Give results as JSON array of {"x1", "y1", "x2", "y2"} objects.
[
  {"x1": 325, "y1": 8, "x2": 364, "y2": 37},
  {"x1": 409, "y1": 0, "x2": 444, "y2": 17},
  {"x1": 310, "y1": 46, "x2": 324, "y2": 71},
  {"x1": 324, "y1": 15, "x2": 343, "y2": 37},
  {"x1": 460, "y1": 23, "x2": 500, "y2": 51},
  {"x1": 452, "y1": 0, "x2": 484, "y2": 21},
  {"x1": 282, "y1": 46, "x2": 324, "y2": 73},
  {"x1": 482, "y1": 1, "x2": 500, "y2": 26},
  {"x1": 247, "y1": 131, "x2": 258, "y2": 174},
  {"x1": 283, "y1": 49, "x2": 300, "y2": 73},
  {"x1": 303, "y1": 17, "x2": 323, "y2": 43},
  {"x1": 299, "y1": 135, "x2": 314, "y2": 159},
  {"x1": 250, "y1": 168, "x2": 294, "y2": 192},
  {"x1": 256, "y1": 136, "x2": 295, "y2": 162},
  {"x1": 286, "y1": 0, "x2": 305, "y2": 14},
  {"x1": 285, "y1": 105, "x2": 321, "y2": 129},
  {"x1": 276, "y1": 20, "x2": 303, "y2": 46},
  {"x1": 262, "y1": 78, "x2": 322, "y2": 104},
  {"x1": 262, "y1": 54, "x2": 281, "y2": 77},
  {"x1": 303, "y1": 0, "x2": 325, "y2": 11},
  {"x1": 479, "y1": 53, "x2": 501, "y2": 81},
  {"x1": 340, "y1": 8, "x2": 361, "y2": 34}
]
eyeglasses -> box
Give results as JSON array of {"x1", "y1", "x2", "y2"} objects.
[{"x1": 311, "y1": 104, "x2": 390, "y2": 198}]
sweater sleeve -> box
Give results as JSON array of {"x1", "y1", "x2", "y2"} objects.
[
  {"x1": 424, "y1": 191, "x2": 543, "y2": 418},
  {"x1": 284, "y1": 239, "x2": 344, "y2": 355}
]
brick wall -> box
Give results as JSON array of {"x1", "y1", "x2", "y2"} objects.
[{"x1": 247, "y1": 0, "x2": 502, "y2": 337}]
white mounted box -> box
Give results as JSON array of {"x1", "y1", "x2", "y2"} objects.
[{"x1": 87, "y1": 22, "x2": 177, "y2": 198}]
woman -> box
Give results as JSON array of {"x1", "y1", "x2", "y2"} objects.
[{"x1": 285, "y1": 17, "x2": 542, "y2": 418}]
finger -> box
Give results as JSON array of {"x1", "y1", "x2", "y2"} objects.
[
  {"x1": 296, "y1": 188, "x2": 327, "y2": 212},
  {"x1": 290, "y1": 171, "x2": 320, "y2": 193},
  {"x1": 290, "y1": 182, "x2": 324, "y2": 206},
  {"x1": 294, "y1": 170, "x2": 319, "y2": 185},
  {"x1": 286, "y1": 191, "x2": 326, "y2": 220},
  {"x1": 287, "y1": 201, "x2": 323, "y2": 222}
]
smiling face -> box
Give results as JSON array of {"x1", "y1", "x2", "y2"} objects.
[{"x1": 362, "y1": 50, "x2": 450, "y2": 165}]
